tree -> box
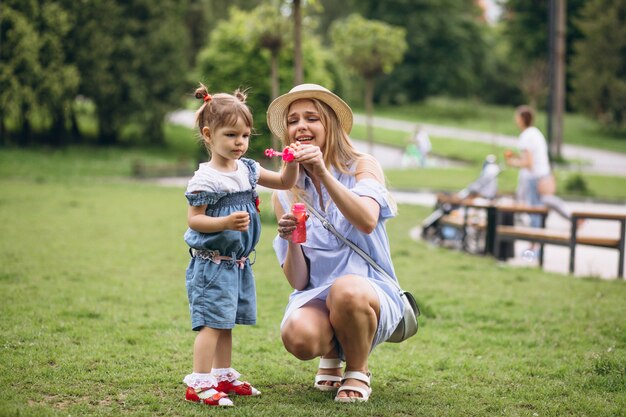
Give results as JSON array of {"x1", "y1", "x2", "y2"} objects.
[
  {"x1": 1, "y1": 0, "x2": 78, "y2": 146},
  {"x1": 196, "y1": 7, "x2": 333, "y2": 157},
  {"x1": 501, "y1": 0, "x2": 586, "y2": 109},
  {"x1": 184, "y1": 0, "x2": 261, "y2": 67},
  {"x1": 353, "y1": 0, "x2": 486, "y2": 103},
  {"x1": 0, "y1": 1, "x2": 40, "y2": 145},
  {"x1": 571, "y1": 0, "x2": 626, "y2": 129},
  {"x1": 330, "y1": 14, "x2": 407, "y2": 152},
  {"x1": 65, "y1": 0, "x2": 189, "y2": 145},
  {"x1": 247, "y1": 3, "x2": 291, "y2": 154},
  {"x1": 288, "y1": 0, "x2": 322, "y2": 86},
  {"x1": 37, "y1": 2, "x2": 80, "y2": 144},
  {"x1": 292, "y1": 0, "x2": 303, "y2": 85},
  {"x1": 247, "y1": 4, "x2": 291, "y2": 101}
]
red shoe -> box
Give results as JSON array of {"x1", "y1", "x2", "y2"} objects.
[
  {"x1": 185, "y1": 386, "x2": 233, "y2": 406},
  {"x1": 216, "y1": 380, "x2": 261, "y2": 396}
]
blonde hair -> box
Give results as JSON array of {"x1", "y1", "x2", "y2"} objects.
[{"x1": 194, "y1": 83, "x2": 253, "y2": 151}]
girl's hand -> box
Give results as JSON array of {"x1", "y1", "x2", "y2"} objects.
[
  {"x1": 226, "y1": 211, "x2": 250, "y2": 231},
  {"x1": 293, "y1": 143, "x2": 327, "y2": 177},
  {"x1": 277, "y1": 213, "x2": 297, "y2": 240}
]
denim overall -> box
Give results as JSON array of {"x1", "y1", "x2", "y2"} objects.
[{"x1": 184, "y1": 158, "x2": 260, "y2": 330}]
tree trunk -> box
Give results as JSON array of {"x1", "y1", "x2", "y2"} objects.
[
  {"x1": 0, "y1": 117, "x2": 5, "y2": 146},
  {"x1": 97, "y1": 110, "x2": 117, "y2": 146},
  {"x1": 50, "y1": 108, "x2": 66, "y2": 147},
  {"x1": 548, "y1": 0, "x2": 566, "y2": 160},
  {"x1": 150, "y1": 114, "x2": 165, "y2": 146},
  {"x1": 270, "y1": 48, "x2": 281, "y2": 169},
  {"x1": 364, "y1": 76, "x2": 374, "y2": 155},
  {"x1": 19, "y1": 103, "x2": 32, "y2": 147},
  {"x1": 271, "y1": 48, "x2": 280, "y2": 101},
  {"x1": 293, "y1": 0, "x2": 303, "y2": 86},
  {"x1": 69, "y1": 105, "x2": 81, "y2": 144}
]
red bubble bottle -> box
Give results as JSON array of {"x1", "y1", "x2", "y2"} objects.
[{"x1": 291, "y1": 203, "x2": 307, "y2": 243}]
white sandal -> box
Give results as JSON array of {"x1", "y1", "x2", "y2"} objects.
[
  {"x1": 334, "y1": 371, "x2": 372, "y2": 403},
  {"x1": 313, "y1": 358, "x2": 344, "y2": 391}
]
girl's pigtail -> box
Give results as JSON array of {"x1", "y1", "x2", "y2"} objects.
[
  {"x1": 234, "y1": 88, "x2": 248, "y2": 103},
  {"x1": 194, "y1": 83, "x2": 211, "y2": 128},
  {"x1": 195, "y1": 83, "x2": 212, "y2": 104}
]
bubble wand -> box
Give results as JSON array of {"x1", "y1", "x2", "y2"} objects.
[{"x1": 264, "y1": 147, "x2": 295, "y2": 162}]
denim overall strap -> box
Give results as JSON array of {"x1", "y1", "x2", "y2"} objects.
[
  {"x1": 240, "y1": 158, "x2": 259, "y2": 210},
  {"x1": 240, "y1": 158, "x2": 258, "y2": 191}
]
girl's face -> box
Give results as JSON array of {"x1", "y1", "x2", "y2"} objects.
[
  {"x1": 203, "y1": 116, "x2": 250, "y2": 169},
  {"x1": 287, "y1": 99, "x2": 326, "y2": 151}
]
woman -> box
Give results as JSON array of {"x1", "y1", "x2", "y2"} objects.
[
  {"x1": 504, "y1": 105, "x2": 579, "y2": 242},
  {"x1": 266, "y1": 84, "x2": 404, "y2": 403}
]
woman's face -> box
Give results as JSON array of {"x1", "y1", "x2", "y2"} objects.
[
  {"x1": 287, "y1": 99, "x2": 326, "y2": 151},
  {"x1": 515, "y1": 113, "x2": 526, "y2": 130}
]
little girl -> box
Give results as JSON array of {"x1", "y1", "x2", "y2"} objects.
[{"x1": 182, "y1": 84, "x2": 298, "y2": 406}]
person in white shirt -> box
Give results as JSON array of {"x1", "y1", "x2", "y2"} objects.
[{"x1": 504, "y1": 105, "x2": 579, "y2": 231}]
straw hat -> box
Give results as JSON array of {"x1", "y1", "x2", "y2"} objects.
[{"x1": 266, "y1": 84, "x2": 353, "y2": 139}]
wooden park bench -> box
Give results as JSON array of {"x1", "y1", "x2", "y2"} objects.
[
  {"x1": 437, "y1": 203, "x2": 489, "y2": 253},
  {"x1": 427, "y1": 194, "x2": 626, "y2": 278},
  {"x1": 494, "y1": 206, "x2": 626, "y2": 278}
]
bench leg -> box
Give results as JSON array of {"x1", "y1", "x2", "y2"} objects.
[
  {"x1": 619, "y1": 219, "x2": 625, "y2": 279},
  {"x1": 569, "y1": 218, "x2": 578, "y2": 275}
]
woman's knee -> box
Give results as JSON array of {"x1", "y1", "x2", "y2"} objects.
[
  {"x1": 328, "y1": 275, "x2": 377, "y2": 312},
  {"x1": 280, "y1": 319, "x2": 323, "y2": 360}
]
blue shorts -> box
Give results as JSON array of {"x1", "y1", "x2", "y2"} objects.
[{"x1": 185, "y1": 257, "x2": 257, "y2": 330}]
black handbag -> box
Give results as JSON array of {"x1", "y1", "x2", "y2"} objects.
[{"x1": 301, "y1": 201, "x2": 420, "y2": 343}]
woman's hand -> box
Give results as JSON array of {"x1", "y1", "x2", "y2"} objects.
[
  {"x1": 293, "y1": 143, "x2": 328, "y2": 178},
  {"x1": 277, "y1": 213, "x2": 298, "y2": 241}
]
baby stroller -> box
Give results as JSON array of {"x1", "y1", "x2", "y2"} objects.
[{"x1": 421, "y1": 155, "x2": 501, "y2": 253}]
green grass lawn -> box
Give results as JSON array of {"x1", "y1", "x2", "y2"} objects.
[{"x1": 1, "y1": 152, "x2": 625, "y2": 415}]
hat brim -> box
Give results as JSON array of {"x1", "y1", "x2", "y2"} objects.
[{"x1": 266, "y1": 85, "x2": 353, "y2": 139}]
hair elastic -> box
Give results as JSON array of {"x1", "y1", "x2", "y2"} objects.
[{"x1": 203, "y1": 93, "x2": 212, "y2": 103}]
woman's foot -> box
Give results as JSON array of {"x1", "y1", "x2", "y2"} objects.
[
  {"x1": 334, "y1": 371, "x2": 372, "y2": 403},
  {"x1": 314, "y1": 357, "x2": 344, "y2": 391}
]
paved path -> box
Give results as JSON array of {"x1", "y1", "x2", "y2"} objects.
[{"x1": 354, "y1": 114, "x2": 626, "y2": 177}]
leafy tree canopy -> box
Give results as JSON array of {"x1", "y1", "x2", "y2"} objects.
[
  {"x1": 195, "y1": 6, "x2": 333, "y2": 156},
  {"x1": 330, "y1": 14, "x2": 406, "y2": 79},
  {"x1": 571, "y1": 0, "x2": 626, "y2": 129},
  {"x1": 350, "y1": 0, "x2": 487, "y2": 103}
]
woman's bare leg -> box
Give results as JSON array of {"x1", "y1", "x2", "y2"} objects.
[
  {"x1": 326, "y1": 275, "x2": 380, "y2": 399},
  {"x1": 281, "y1": 299, "x2": 342, "y2": 387}
]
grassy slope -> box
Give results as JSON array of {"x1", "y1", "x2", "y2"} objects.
[
  {"x1": 358, "y1": 97, "x2": 626, "y2": 154},
  {"x1": 1, "y1": 173, "x2": 625, "y2": 416}
]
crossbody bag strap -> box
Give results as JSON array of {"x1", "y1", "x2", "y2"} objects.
[{"x1": 301, "y1": 199, "x2": 402, "y2": 293}]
